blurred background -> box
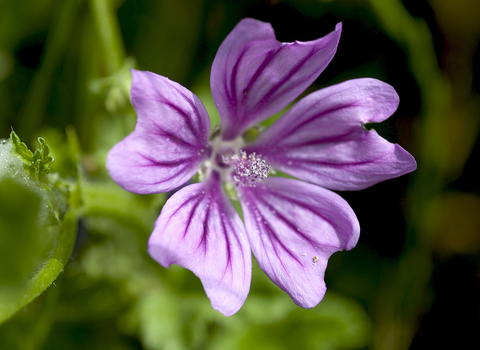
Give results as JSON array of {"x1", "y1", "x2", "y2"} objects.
[{"x1": 1, "y1": 0, "x2": 479, "y2": 349}]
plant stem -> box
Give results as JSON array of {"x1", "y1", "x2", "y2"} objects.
[{"x1": 88, "y1": 0, "x2": 125, "y2": 75}]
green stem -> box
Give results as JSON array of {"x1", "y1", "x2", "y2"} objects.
[{"x1": 88, "y1": 0, "x2": 125, "y2": 75}]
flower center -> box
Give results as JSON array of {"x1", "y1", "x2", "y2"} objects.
[
  {"x1": 222, "y1": 150, "x2": 271, "y2": 187},
  {"x1": 201, "y1": 135, "x2": 272, "y2": 188}
]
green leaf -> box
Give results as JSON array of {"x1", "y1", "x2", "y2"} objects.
[
  {"x1": 0, "y1": 179, "x2": 42, "y2": 290},
  {"x1": 21, "y1": 210, "x2": 77, "y2": 306},
  {"x1": 9, "y1": 131, "x2": 54, "y2": 181},
  {"x1": 81, "y1": 181, "x2": 161, "y2": 238},
  {"x1": 9, "y1": 130, "x2": 34, "y2": 165},
  {"x1": 33, "y1": 137, "x2": 54, "y2": 175},
  {"x1": 0, "y1": 179, "x2": 77, "y2": 324}
]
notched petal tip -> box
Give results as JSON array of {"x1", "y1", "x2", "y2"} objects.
[
  {"x1": 346, "y1": 214, "x2": 361, "y2": 251},
  {"x1": 361, "y1": 78, "x2": 400, "y2": 123},
  {"x1": 392, "y1": 143, "x2": 417, "y2": 174},
  {"x1": 235, "y1": 17, "x2": 275, "y2": 33}
]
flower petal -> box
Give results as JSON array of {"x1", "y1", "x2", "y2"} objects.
[
  {"x1": 107, "y1": 70, "x2": 211, "y2": 194},
  {"x1": 238, "y1": 177, "x2": 359, "y2": 308},
  {"x1": 211, "y1": 18, "x2": 342, "y2": 140},
  {"x1": 245, "y1": 78, "x2": 417, "y2": 191},
  {"x1": 148, "y1": 172, "x2": 252, "y2": 316}
]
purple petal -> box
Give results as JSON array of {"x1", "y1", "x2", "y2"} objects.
[
  {"x1": 107, "y1": 70, "x2": 211, "y2": 194},
  {"x1": 211, "y1": 18, "x2": 342, "y2": 141},
  {"x1": 148, "y1": 172, "x2": 252, "y2": 316},
  {"x1": 245, "y1": 78, "x2": 417, "y2": 191},
  {"x1": 238, "y1": 177, "x2": 359, "y2": 308}
]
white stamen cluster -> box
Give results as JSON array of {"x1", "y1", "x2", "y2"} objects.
[{"x1": 223, "y1": 150, "x2": 271, "y2": 187}]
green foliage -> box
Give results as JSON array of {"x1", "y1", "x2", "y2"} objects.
[
  {"x1": 89, "y1": 57, "x2": 136, "y2": 113},
  {"x1": 10, "y1": 130, "x2": 54, "y2": 182},
  {"x1": 0, "y1": 132, "x2": 78, "y2": 324},
  {"x1": 21, "y1": 214, "x2": 370, "y2": 350},
  {"x1": 9, "y1": 131, "x2": 72, "y2": 225},
  {"x1": 0, "y1": 179, "x2": 77, "y2": 324},
  {"x1": 236, "y1": 293, "x2": 370, "y2": 350}
]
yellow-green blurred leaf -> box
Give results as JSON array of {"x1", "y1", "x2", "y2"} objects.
[{"x1": 429, "y1": 192, "x2": 480, "y2": 254}]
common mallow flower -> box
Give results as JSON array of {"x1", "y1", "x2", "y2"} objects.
[{"x1": 107, "y1": 18, "x2": 416, "y2": 316}]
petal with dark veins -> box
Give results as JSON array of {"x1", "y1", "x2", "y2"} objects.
[
  {"x1": 107, "y1": 70, "x2": 211, "y2": 194},
  {"x1": 238, "y1": 177, "x2": 359, "y2": 308},
  {"x1": 245, "y1": 78, "x2": 417, "y2": 191},
  {"x1": 211, "y1": 18, "x2": 341, "y2": 140},
  {"x1": 148, "y1": 172, "x2": 252, "y2": 316}
]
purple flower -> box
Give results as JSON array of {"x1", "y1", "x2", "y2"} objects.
[{"x1": 107, "y1": 18, "x2": 416, "y2": 316}]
